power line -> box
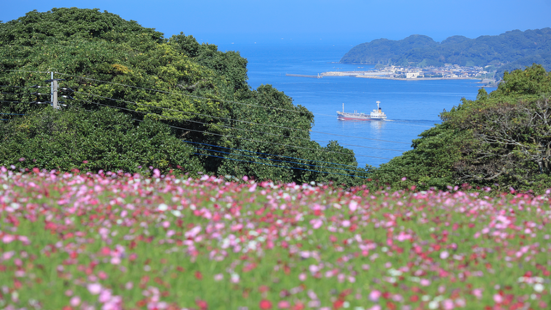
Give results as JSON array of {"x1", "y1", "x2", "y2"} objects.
[
  {"x1": 0, "y1": 85, "x2": 25, "y2": 88},
  {"x1": 193, "y1": 146, "x2": 368, "y2": 174},
  {"x1": 182, "y1": 140, "x2": 360, "y2": 168},
  {"x1": 58, "y1": 72, "x2": 308, "y2": 115},
  {"x1": 192, "y1": 152, "x2": 368, "y2": 179},
  {"x1": 187, "y1": 142, "x2": 367, "y2": 173},
  {"x1": 4, "y1": 71, "x2": 407, "y2": 153},
  {"x1": 4, "y1": 70, "x2": 53, "y2": 74},
  {"x1": 6, "y1": 71, "x2": 412, "y2": 145},
  {"x1": 58, "y1": 73, "x2": 429, "y2": 134},
  {"x1": 75, "y1": 90, "x2": 310, "y2": 130},
  {"x1": 0, "y1": 71, "x2": 441, "y2": 128},
  {"x1": 75, "y1": 91, "x2": 410, "y2": 146},
  {"x1": 76, "y1": 98, "x2": 391, "y2": 159},
  {"x1": 77, "y1": 92, "x2": 405, "y2": 151}
]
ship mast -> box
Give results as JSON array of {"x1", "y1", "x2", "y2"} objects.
[
  {"x1": 342, "y1": 103, "x2": 344, "y2": 113},
  {"x1": 376, "y1": 101, "x2": 380, "y2": 110}
]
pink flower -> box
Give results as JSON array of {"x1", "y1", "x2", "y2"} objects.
[
  {"x1": 309, "y1": 264, "x2": 319, "y2": 274},
  {"x1": 349, "y1": 200, "x2": 358, "y2": 212},
  {"x1": 2, "y1": 235, "x2": 15, "y2": 243},
  {"x1": 278, "y1": 301, "x2": 290, "y2": 309},
  {"x1": 443, "y1": 299, "x2": 454, "y2": 310},
  {"x1": 18, "y1": 236, "x2": 30, "y2": 245},
  {"x1": 70, "y1": 296, "x2": 81, "y2": 307},
  {"x1": 310, "y1": 218, "x2": 323, "y2": 229},
  {"x1": 440, "y1": 251, "x2": 449, "y2": 259},
  {"x1": 87, "y1": 283, "x2": 102, "y2": 295},
  {"x1": 493, "y1": 294, "x2": 503, "y2": 303},
  {"x1": 472, "y1": 289, "x2": 483, "y2": 299},
  {"x1": 420, "y1": 278, "x2": 431, "y2": 286},
  {"x1": 2, "y1": 251, "x2": 14, "y2": 260},
  {"x1": 99, "y1": 289, "x2": 112, "y2": 303},
  {"x1": 369, "y1": 290, "x2": 381, "y2": 301},
  {"x1": 299, "y1": 273, "x2": 307, "y2": 281},
  {"x1": 231, "y1": 224, "x2": 243, "y2": 232},
  {"x1": 185, "y1": 226, "x2": 202, "y2": 238}
]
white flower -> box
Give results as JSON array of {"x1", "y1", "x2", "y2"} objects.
[
  {"x1": 171, "y1": 210, "x2": 182, "y2": 217},
  {"x1": 533, "y1": 283, "x2": 544, "y2": 292},
  {"x1": 158, "y1": 203, "x2": 168, "y2": 211}
]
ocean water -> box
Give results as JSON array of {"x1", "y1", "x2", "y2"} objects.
[{"x1": 216, "y1": 42, "x2": 496, "y2": 168}]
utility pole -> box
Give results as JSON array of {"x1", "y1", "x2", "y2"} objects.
[
  {"x1": 50, "y1": 71, "x2": 53, "y2": 104},
  {"x1": 45, "y1": 74, "x2": 65, "y2": 110},
  {"x1": 52, "y1": 79, "x2": 58, "y2": 109}
]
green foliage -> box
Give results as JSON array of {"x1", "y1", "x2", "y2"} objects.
[
  {"x1": 369, "y1": 64, "x2": 551, "y2": 191},
  {"x1": 492, "y1": 64, "x2": 551, "y2": 96},
  {"x1": 0, "y1": 107, "x2": 202, "y2": 174},
  {"x1": 341, "y1": 28, "x2": 551, "y2": 75},
  {"x1": 369, "y1": 122, "x2": 466, "y2": 190},
  {"x1": 0, "y1": 8, "x2": 368, "y2": 185}
]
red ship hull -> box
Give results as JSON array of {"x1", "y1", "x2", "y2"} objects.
[{"x1": 338, "y1": 116, "x2": 376, "y2": 121}]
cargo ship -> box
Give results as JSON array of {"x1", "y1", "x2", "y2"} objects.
[{"x1": 337, "y1": 101, "x2": 387, "y2": 121}]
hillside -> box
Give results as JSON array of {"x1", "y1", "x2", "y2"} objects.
[
  {"x1": 0, "y1": 8, "x2": 367, "y2": 185},
  {"x1": 340, "y1": 28, "x2": 551, "y2": 75}
]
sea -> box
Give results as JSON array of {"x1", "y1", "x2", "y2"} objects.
[{"x1": 211, "y1": 40, "x2": 497, "y2": 168}]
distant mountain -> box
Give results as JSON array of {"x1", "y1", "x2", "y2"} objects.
[{"x1": 341, "y1": 28, "x2": 551, "y2": 77}]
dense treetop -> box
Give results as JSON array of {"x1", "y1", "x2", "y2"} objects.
[
  {"x1": 340, "y1": 28, "x2": 551, "y2": 77},
  {"x1": 0, "y1": 8, "x2": 367, "y2": 185}
]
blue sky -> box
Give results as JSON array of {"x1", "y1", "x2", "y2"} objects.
[{"x1": 2, "y1": 0, "x2": 550, "y2": 45}]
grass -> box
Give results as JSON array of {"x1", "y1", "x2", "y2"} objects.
[{"x1": 1, "y1": 167, "x2": 550, "y2": 310}]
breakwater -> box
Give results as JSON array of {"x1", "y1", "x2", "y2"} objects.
[{"x1": 285, "y1": 73, "x2": 321, "y2": 78}]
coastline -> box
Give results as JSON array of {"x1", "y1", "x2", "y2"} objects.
[
  {"x1": 285, "y1": 71, "x2": 498, "y2": 84},
  {"x1": 354, "y1": 76, "x2": 480, "y2": 81},
  {"x1": 286, "y1": 72, "x2": 484, "y2": 82}
]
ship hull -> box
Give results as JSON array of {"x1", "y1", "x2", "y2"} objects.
[
  {"x1": 337, "y1": 113, "x2": 386, "y2": 121},
  {"x1": 337, "y1": 116, "x2": 384, "y2": 121}
]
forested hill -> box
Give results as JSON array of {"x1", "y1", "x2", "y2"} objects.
[
  {"x1": 0, "y1": 8, "x2": 367, "y2": 186},
  {"x1": 340, "y1": 28, "x2": 551, "y2": 74}
]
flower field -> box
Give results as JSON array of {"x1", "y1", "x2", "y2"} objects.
[{"x1": 1, "y1": 167, "x2": 550, "y2": 310}]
